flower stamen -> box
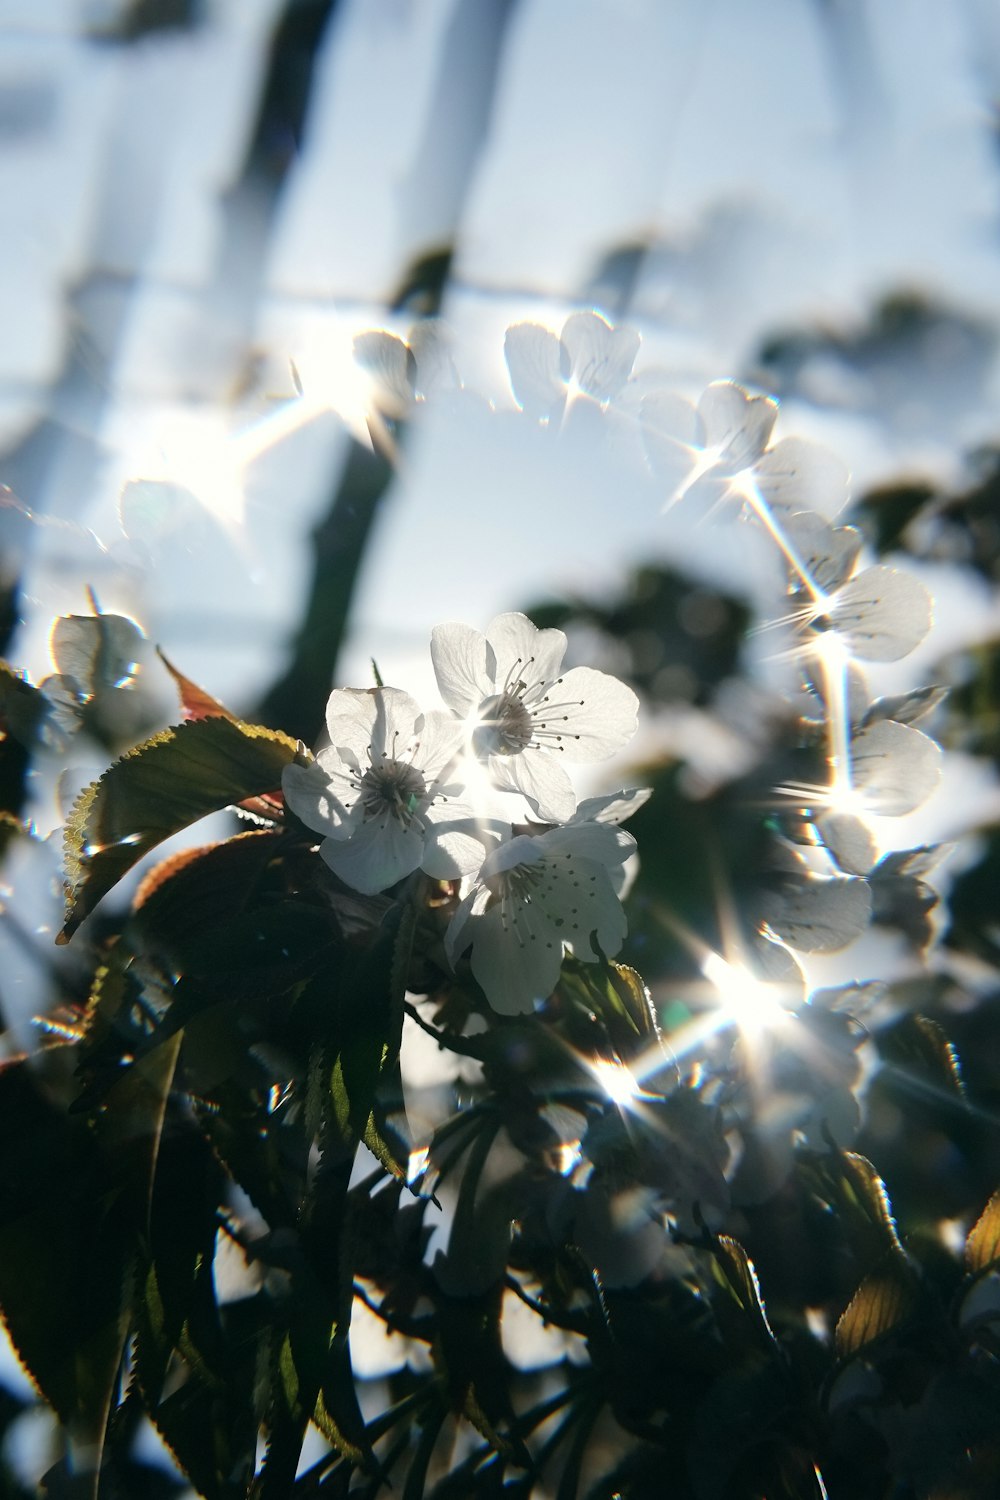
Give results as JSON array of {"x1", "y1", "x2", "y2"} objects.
[{"x1": 357, "y1": 759, "x2": 427, "y2": 826}]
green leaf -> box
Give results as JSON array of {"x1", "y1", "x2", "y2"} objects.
[
  {"x1": 147, "y1": 899, "x2": 340, "y2": 1008},
  {"x1": 258, "y1": 1173, "x2": 374, "y2": 1492},
  {"x1": 401, "y1": 1404, "x2": 447, "y2": 1500},
  {"x1": 0, "y1": 661, "x2": 47, "y2": 747},
  {"x1": 434, "y1": 1283, "x2": 527, "y2": 1467},
  {"x1": 329, "y1": 903, "x2": 414, "y2": 1177},
  {"x1": 0, "y1": 1060, "x2": 134, "y2": 1493},
  {"x1": 434, "y1": 1113, "x2": 512, "y2": 1298},
  {"x1": 710, "y1": 1235, "x2": 777, "y2": 1351},
  {"x1": 800, "y1": 1148, "x2": 903, "y2": 1270},
  {"x1": 96, "y1": 1031, "x2": 184, "y2": 1226},
  {"x1": 110, "y1": 1044, "x2": 243, "y2": 1500},
  {"x1": 0, "y1": 663, "x2": 48, "y2": 813},
  {"x1": 967, "y1": 1187, "x2": 1000, "y2": 1274},
  {"x1": 59, "y1": 716, "x2": 300, "y2": 941},
  {"x1": 561, "y1": 956, "x2": 660, "y2": 1052},
  {"x1": 835, "y1": 1258, "x2": 916, "y2": 1358},
  {"x1": 138, "y1": 1129, "x2": 225, "y2": 1385},
  {"x1": 138, "y1": 1258, "x2": 262, "y2": 1499},
  {"x1": 883, "y1": 1013, "x2": 965, "y2": 1097}
]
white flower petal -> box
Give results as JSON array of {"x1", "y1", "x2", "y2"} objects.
[
  {"x1": 533, "y1": 665, "x2": 638, "y2": 760},
  {"x1": 782, "y1": 511, "x2": 863, "y2": 593},
  {"x1": 863, "y1": 684, "x2": 948, "y2": 728},
  {"x1": 763, "y1": 875, "x2": 872, "y2": 953},
  {"x1": 850, "y1": 720, "x2": 941, "y2": 817},
  {"x1": 573, "y1": 787, "x2": 653, "y2": 825},
  {"x1": 468, "y1": 905, "x2": 565, "y2": 1015},
  {"x1": 420, "y1": 819, "x2": 486, "y2": 879},
  {"x1": 804, "y1": 660, "x2": 871, "y2": 729},
  {"x1": 413, "y1": 710, "x2": 465, "y2": 779},
  {"x1": 319, "y1": 813, "x2": 423, "y2": 894},
  {"x1": 489, "y1": 749, "x2": 577, "y2": 823},
  {"x1": 485, "y1": 613, "x2": 566, "y2": 695},
  {"x1": 352, "y1": 330, "x2": 413, "y2": 413},
  {"x1": 504, "y1": 322, "x2": 567, "y2": 417},
  {"x1": 876, "y1": 845, "x2": 948, "y2": 881},
  {"x1": 844, "y1": 663, "x2": 872, "y2": 727},
  {"x1": 639, "y1": 390, "x2": 704, "y2": 498},
  {"x1": 421, "y1": 795, "x2": 476, "y2": 826},
  {"x1": 408, "y1": 319, "x2": 458, "y2": 397},
  {"x1": 541, "y1": 821, "x2": 635, "y2": 867},
  {"x1": 315, "y1": 737, "x2": 364, "y2": 782},
  {"x1": 537, "y1": 857, "x2": 627, "y2": 961},
  {"x1": 829, "y1": 566, "x2": 932, "y2": 662},
  {"x1": 480, "y1": 833, "x2": 544, "y2": 879},
  {"x1": 754, "y1": 437, "x2": 850, "y2": 520},
  {"x1": 431, "y1": 623, "x2": 495, "y2": 717},
  {"x1": 282, "y1": 760, "x2": 353, "y2": 834},
  {"x1": 325, "y1": 687, "x2": 422, "y2": 762},
  {"x1": 446, "y1": 823, "x2": 633, "y2": 1013},
  {"x1": 561, "y1": 311, "x2": 639, "y2": 401},
  {"x1": 697, "y1": 381, "x2": 778, "y2": 469},
  {"x1": 324, "y1": 687, "x2": 380, "y2": 756},
  {"x1": 371, "y1": 688, "x2": 424, "y2": 760},
  {"x1": 750, "y1": 935, "x2": 806, "y2": 994},
  {"x1": 443, "y1": 882, "x2": 490, "y2": 966},
  {"x1": 815, "y1": 811, "x2": 878, "y2": 876}
]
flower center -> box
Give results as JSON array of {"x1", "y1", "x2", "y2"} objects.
[
  {"x1": 359, "y1": 759, "x2": 426, "y2": 824},
  {"x1": 487, "y1": 863, "x2": 541, "y2": 903},
  {"x1": 485, "y1": 861, "x2": 544, "y2": 943},
  {"x1": 473, "y1": 690, "x2": 534, "y2": 757}
]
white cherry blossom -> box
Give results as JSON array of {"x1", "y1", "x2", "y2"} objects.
[
  {"x1": 504, "y1": 310, "x2": 640, "y2": 419},
  {"x1": 282, "y1": 687, "x2": 485, "y2": 895},
  {"x1": 445, "y1": 819, "x2": 636, "y2": 1015},
  {"x1": 430, "y1": 612, "x2": 639, "y2": 823},
  {"x1": 825, "y1": 565, "x2": 933, "y2": 662},
  {"x1": 849, "y1": 718, "x2": 941, "y2": 816},
  {"x1": 642, "y1": 380, "x2": 849, "y2": 528},
  {"x1": 641, "y1": 380, "x2": 778, "y2": 505},
  {"x1": 697, "y1": 381, "x2": 779, "y2": 472},
  {"x1": 754, "y1": 437, "x2": 850, "y2": 521}
]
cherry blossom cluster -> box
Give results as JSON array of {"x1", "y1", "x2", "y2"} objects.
[
  {"x1": 501, "y1": 314, "x2": 944, "y2": 968},
  {"x1": 282, "y1": 612, "x2": 648, "y2": 1015},
  {"x1": 295, "y1": 311, "x2": 945, "y2": 987}
]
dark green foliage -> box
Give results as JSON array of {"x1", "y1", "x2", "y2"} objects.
[
  {"x1": 0, "y1": 665, "x2": 47, "y2": 816},
  {"x1": 3, "y1": 838, "x2": 1000, "y2": 1500},
  {"x1": 2, "y1": 479, "x2": 1000, "y2": 1500},
  {"x1": 526, "y1": 564, "x2": 750, "y2": 710},
  {"x1": 59, "y1": 715, "x2": 300, "y2": 940}
]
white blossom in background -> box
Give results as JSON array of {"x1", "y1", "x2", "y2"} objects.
[
  {"x1": 780, "y1": 511, "x2": 863, "y2": 594},
  {"x1": 274, "y1": 322, "x2": 952, "y2": 1006},
  {"x1": 352, "y1": 321, "x2": 460, "y2": 408},
  {"x1": 504, "y1": 310, "x2": 641, "y2": 420},
  {"x1": 822, "y1": 565, "x2": 932, "y2": 662},
  {"x1": 641, "y1": 379, "x2": 777, "y2": 504},
  {"x1": 571, "y1": 787, "x2": 653, "y2": 825},
  {"x1": 761, "y1": 869, "x2": 874, "y2": 954},
  {"x1": 282, "y1": 687, "x2": 485, "y2": 895},
  {"x1": 637, "y1": 368, "x2": 947, "y2": 961},
  {"x1": 431, "y1": 612, "x2": 639, "y2": 823},
  {"x1": 847, "y1": 719, "x2": 941, "y2": 817},
  {"x1": 753, "y1": 437, "x2": 851, "y2": 522},
  {"x1": 641, "y1": 378, "x2": 851, "y2": 526},
  {"x1": 445, "y1": 818, "x2": 638, "y2": 1016}
]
